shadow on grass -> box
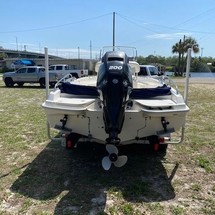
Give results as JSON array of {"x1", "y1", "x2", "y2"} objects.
[{"x1": 10, "y1": 140, "x2": 177, "y2": 214}]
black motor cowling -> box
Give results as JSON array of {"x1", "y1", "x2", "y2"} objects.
[{"x1": 97, "y1": 51, "x2": 133, "y2": 143}]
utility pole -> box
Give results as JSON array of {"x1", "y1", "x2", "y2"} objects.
[
  {"x1": 113, "y1": 12, "x2": 115, "y2": 50},
  {"x1": 78, "y1": 46, "x2": 80, "y2": 59},
  {"x1": 201, "y1": 48, "x2": 204, "y2": 58},
  {"x1": 78, "y1": 47, "x2": 80, "y2": 69},
  {"x1": 90, "y1": 40, "x2": 92, "y2": 59},
  {"x1": 16, "y1": 37, "x2": 18, "y2": 51}
]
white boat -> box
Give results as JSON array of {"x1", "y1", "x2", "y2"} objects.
[{"x1": 42, "y1": 47, "x2": 189, "y2": 170}]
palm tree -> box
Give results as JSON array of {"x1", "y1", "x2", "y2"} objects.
[
  {"x1": 172, "y1": 39, "x2": 184, "y2": 76},
  {"x1": 172, "y1": 36, "x2": 199, "y2": 76}
]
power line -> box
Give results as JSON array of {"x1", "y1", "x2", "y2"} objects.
[
  {"x1": 117, "y1": 13, "x2": 159, "y2": 34},
  {"x1": 117, "y1": 12, "x2": 215, "y2": 35},
  {"x1": 0, "y1": 13, "x2": 112, "y2": 34},
  {"x1": 171, "y1": 6, "x2": 215, "y2": 28}
]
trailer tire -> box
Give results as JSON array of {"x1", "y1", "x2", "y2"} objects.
[
  {"x1": 66, "y1": 133, "x2": 80, "y2": 150},
  {"x1": 158, "y1": 144, "x2": 168, "y2": 156},
  {"x1": 148, "y1": 135, "x2": 168, "y2": 156}
]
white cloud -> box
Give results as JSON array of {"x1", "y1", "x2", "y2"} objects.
[{"x1": 146, "y1": 32, "x2": 192, "y2": 40}]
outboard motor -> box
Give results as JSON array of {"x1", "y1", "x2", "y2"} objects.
[{"x1": 97, "y1": 51, "x2": 133, "y2": 144}]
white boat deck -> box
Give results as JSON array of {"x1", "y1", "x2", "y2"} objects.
[
  {"x1": 69, "y1": 75, "x2": 163, "y2": 89},
  {"x1": 55, "y1": 98, "x2": 95, "y2": 107},
  {"x1": 135, "y1": 99, "x2": 176, "y2": 107}
]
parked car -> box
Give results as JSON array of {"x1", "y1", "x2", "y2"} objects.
[
  {"x1": 2, "y1": 66, "x2": 58, "y2": 87},
  {"x1": 49, "y1": 64, "x2": 88, "y2": 79},
  {"x1": 138, "y1": 65, "x2": 160, "y2": 77}
]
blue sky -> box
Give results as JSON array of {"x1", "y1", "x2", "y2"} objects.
[{"x1": 1, "y1": 0, "x2": 215, "y2": 58}]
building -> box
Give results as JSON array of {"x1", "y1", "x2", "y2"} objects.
[{"x1": 0, "y1": 48, "x2": 98, "y2": 73}]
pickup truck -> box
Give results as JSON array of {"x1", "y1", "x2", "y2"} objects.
[
  {"x1": 49, "y1": 64, "x2": 88, "y2": 79},
  {"x1": 138, "y1": 65, "x2": 161, "y2": 77},
  {"x1": 2, "y1": 66, "x2": 58, "y2": 87}
]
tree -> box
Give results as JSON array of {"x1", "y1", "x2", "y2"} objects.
[
  {"x1": 172, "y1": 39, "x2": 183, "y2": 75},
  {"x1": 0, "y1": 52, "x2": 8, "y2": 60},
  {"x1": 172, "y1": 36, "x2": 199, "y2": 76}
]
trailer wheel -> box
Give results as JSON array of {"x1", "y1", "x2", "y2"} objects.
[
  {"x1": 149, "y1": 143, "x2": 168, "y2": 157},
  {"x1": 157, "y1": 144, "x2": 168, "y2": 156},
  {"x1": 4, "y1": 78, "x2": 14, "y2": 87},
  {"x1": 66, "y1": 133, "x2": 80, "y2": 150},
  {"x1": 148, "y1": 135, "x2": 168, "y2": 156}
]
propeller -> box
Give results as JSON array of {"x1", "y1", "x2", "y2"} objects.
[{"x1": 102, "y1": 144, "x2": 128, "y2": 170}]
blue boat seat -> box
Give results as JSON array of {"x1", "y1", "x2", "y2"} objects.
[{"x1": 60, "y1": 82, "x2": 171, "y2": 99}]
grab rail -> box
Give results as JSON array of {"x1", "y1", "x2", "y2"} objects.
[
  {"x1": 54, "y1": 73, "x2": 75, "y2": 89},
  {"x1": 161, "y1": 76, "x2": 179, "y2": 94}
]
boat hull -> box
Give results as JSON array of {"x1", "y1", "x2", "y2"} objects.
[{"x1": 42, "y1": 96, "x2": 189, "y2": 144}]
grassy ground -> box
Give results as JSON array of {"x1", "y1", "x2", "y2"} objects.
[{"x1": 0, "y1": 78, "x2": 214, "y2": 215}]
